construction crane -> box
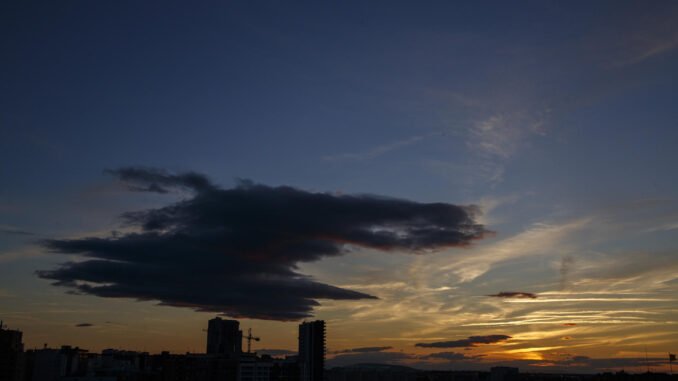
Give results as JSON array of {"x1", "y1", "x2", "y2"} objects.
[{"x1": 244, "y1": 328, "x2": 260, "y2": 353}]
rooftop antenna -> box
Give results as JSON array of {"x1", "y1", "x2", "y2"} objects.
[
  {"x1": 245, "y1": 328, "x2": 259, "y2": 353},
  {"x1": 645, "y1": 344, "x2": 650, "y2": 373}
]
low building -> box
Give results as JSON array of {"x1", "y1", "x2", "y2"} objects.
[{"x1": 239, "y1": 353, "x2": 273, "y2": 381}]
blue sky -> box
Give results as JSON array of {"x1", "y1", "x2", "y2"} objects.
[{"x1": 1, "y1": 1, "x2": 677, "y2": 373}]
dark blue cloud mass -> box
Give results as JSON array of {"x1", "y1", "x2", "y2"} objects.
[{"x1": 38, "y1": 167, "x2": 488, "y2": 321}]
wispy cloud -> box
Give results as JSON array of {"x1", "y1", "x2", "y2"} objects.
[
  {"x1": 581, "y1": 2, "x2": 678, "y2": 67},
  {"x1": 612, "y1": 13, "x2": 678, "y2": 66},
  {"x1": 467, "y1": 116, "x2": 519, "y2": 159},
  {"x1": 0, "y1": 225, "x2": 34, "y2": 236},
  {"x1": 466, "y1": 111, "x2": 548, "y2": 157},
  {"x1": 323, "y1": 133, "x2": 439, "y2": 161},
  {"x1": 618, "y1": 35, "x2": 678, "y2": 66},
  {"x1": 435, "y1": 218, "x2": 590, "y2": 283},
  {"x1": 425, "y1": 110, "x2": 550, "y2": 186}
]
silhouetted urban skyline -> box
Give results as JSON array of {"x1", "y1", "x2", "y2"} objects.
[{"x1": 2, "y1": 319, "x2": 677, "y2": 381}]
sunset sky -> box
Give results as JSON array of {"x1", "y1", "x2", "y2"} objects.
[{"x1": 1, "y1": 1, "x2": 678, "y2": 374}]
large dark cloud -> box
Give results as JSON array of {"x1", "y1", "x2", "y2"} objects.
[
  {"x1": 485, "y1": 291, "x2": 537, "y2": 299},
  {"x1": 38, "y1": 167, "x2": 488, "y2": 321},
  {"x1": 415, "y1": 335, "x2": 511, "y2": 348}
]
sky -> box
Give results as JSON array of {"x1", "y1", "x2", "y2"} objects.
[{"x1": 1, "y1": 0, "x2": 678, "y2": 374}]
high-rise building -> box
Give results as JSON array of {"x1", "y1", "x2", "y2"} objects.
[
  {"x1": 298, "y1": 320, "x2": 325, "y2": 381},
  {"x1": 207, "y1": 317, "x2": 243, "y2": 355},
  {"x1": 0, "y1": 323, "x2": 23, "y2": 381}
]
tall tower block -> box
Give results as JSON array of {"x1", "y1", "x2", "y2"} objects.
[
  {"x1": 206, "y1": 317, "x2": 242, "y2": 355},
  {"x1": 298, "y1": 320, "x2": 325, "y2": 381}
]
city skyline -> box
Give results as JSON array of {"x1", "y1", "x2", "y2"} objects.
[
  {"x1": 2, "y1": 318, "x2": 675, "y2": 376},
  {"x1": 2, "y1": 0, "x2": 678, "y2": 375}
]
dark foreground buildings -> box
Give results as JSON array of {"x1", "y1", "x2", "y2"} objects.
[
  {"x1": 0, "y1": 319, "x2": 321, "y2": 381},
  {"x1": 0, "y1": 322, "x2": 23, "y2": 381},
  {"x1": 2, "y1": 319, "x2": 676, "y2": 381}
]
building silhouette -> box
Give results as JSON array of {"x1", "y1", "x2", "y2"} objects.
[
  {"x1": 0, "y1": 322, "x2": 23, "y2": 381},
  {"x1": 207, "y1": 317, "x2": 243, "y2": 355},
  {"x1": 298, "y1": 321, "x2": 325, "y2": 381}
]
